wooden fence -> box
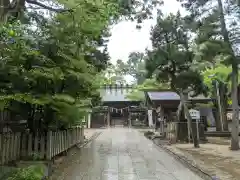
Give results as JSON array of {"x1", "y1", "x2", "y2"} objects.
[
  {"x1": 166, "y1": 122, "x2": 177, "y2": 142},
  {"x1": 166, "y1": 121, "x2": 206, "y2": 142},
  {"x1": 0, "y1": 127, "x2": 84, "y2": 165}
]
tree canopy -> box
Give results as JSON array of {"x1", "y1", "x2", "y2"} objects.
[
  {"x1": 177, "y1": 0, "x2": 240, "y2": 150},
  {"x1": 2, "y1": 0, "x2": 240, "y2": 150}
]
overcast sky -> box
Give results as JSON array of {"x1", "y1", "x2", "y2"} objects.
[{"x1": 107, "y1": 0, "x2": 185, "y2": 64}]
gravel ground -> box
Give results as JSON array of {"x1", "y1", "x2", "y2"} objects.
[{"x1": 164, "y1": 143, "x2": 240, "y2": 180}]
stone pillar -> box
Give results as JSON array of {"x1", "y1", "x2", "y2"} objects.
[
  {"x1": 148, "y1": 109, "x2": 153, "y2": 127},
  {"x1": 87, "y1": 113, "x2": 91, "y2": 128}
]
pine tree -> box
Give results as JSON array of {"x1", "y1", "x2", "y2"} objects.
[
  {"x1": 145, "y1": 13, "x2": 207, "y2": 147},
  {"x1": 179, "y1": 0, "x2": 240, "y2": 150}
]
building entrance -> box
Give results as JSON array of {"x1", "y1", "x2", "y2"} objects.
[{"x1": 110, "y1": 109, "x2": 128, "y2": 127}]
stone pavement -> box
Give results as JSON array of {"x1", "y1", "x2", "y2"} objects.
[{"x1": 57, "y1": 128, "x2": 203, "y2": 180}]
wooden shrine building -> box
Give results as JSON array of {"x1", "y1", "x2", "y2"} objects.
[
  {"x1": 145, "y1": 90, "x2": 212, "y2": 141},
  {"x1": 145, "y1": 90, "x2": 212, "y2": 121},
  {"x1": 91, "y1": 84, "x2": 147, "y2": 128}
]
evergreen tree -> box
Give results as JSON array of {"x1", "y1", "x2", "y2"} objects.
[
  {"x1": 179, "y1": 0, "x2": 240, "y2": 150},
  {"x1": 145, "y1": 13, "x2": 207, "y2": 147}
]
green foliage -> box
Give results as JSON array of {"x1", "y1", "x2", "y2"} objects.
[
  {"x1": 99, "y1": 63, "x2": 127, "y2": 85},
  {"x1": 124, "y1": 52, "x2": 146, "y2": 84},
  {"x1": 137, "y1": 78, "x2": 170, "y2": 91},
  {"x1": 7, "y1": 165, "x2": 45, "y2": 180},
  {"x1": 201, "y1": 64, "x2": 240, "y2": 107},
  {"x1": 102, "y1": 52, "x2": 147, "y2": 85},
  {"x1": 126, "y1": 78, "x2": 170, "y2": 101},
  {"x1": 145, "y1": 13, "x2": 207, "y2": 95},
  {"x1": 178, "y1": 0, "x2": 240, "y2": 139},
  {"x1": 1, "y1": 0, "x2": 163, "y2": 133},
  {"x1": 125, "y1": 89, "x2": 145, "y2": 101},
  {"x1": 202, "y1": 64, "x2": 232, "y2": 91},
  {"x1": 0, "y1": 0, "x2": 118, "y2": 131},
  {"x1": 117, "y1": 0, "x2": 163, "y2": 27}
]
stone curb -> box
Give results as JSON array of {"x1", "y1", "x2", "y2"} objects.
[
  {"x1": 77, "y1": 132, "x2": 102, "y2": 148},
  {"x1": 144, "y1": 135, "x2": 215, "y2": 180}
]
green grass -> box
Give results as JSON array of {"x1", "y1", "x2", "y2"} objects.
[{"x1": 7, "y1": 164, "x2": 45, "y2": 180}]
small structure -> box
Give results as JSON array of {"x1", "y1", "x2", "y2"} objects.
[
  {"x1": 145, "y1": 90, "x2": 212, "y2": 121},
  {"x1": 145, "y1": 90, "x2": 212, "y2": 141},
  {"x1": 91, "y1": 84, "x2": 146, "y2": 128}
]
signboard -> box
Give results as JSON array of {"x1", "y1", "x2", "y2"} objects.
[
  {"x1": 185, "y1": 109, "x2": 200, "y2": 119},
  {"x1": 227, "y1": 112, "x2": 240, "y2": 120}
]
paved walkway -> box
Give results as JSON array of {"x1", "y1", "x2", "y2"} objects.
[{"x1": 60, "y1": 128, "x2": 203, "y2": 180}]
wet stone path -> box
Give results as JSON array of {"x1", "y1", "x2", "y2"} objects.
[{"x1": 60, "y1": 128, "x2": 203, "y2": 180}]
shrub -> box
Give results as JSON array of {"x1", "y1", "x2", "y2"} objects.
[{"x1": 7, "y1": 165, "x2": 45, "y2": 180}]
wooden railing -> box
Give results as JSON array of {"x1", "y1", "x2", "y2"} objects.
[{"x1": 0, "y1": 127, "x2": 84, "y2": 165}]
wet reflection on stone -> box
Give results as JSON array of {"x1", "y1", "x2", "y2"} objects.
[{"x1": 53, "y1": 128, "x2": 203, "y2": 180}]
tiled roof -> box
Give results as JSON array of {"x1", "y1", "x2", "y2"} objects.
[
  {"x1": 148, "y1": 92, "x2": 180, "y2": 100},
  {"x1": 100, "y1": 88, "x2": 139, "y2": 102},
  {"x1": 147, "y1": 91, "x2": 210, "y2": 101}
]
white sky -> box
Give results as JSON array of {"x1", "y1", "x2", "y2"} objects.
[{"x1": 107, "y1": 0, "x2": 185, "y2": 64}]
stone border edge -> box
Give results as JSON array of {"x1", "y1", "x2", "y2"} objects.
[
  {"x1": 77, "y1": 132, "x2": 102, "y2": 148},
  {"x1": 144, "y1": 134, "x2": 214, "y2": 180}
]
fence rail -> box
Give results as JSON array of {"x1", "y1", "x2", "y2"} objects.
[{"x1": 0, "y1": 127, "x2": 84, "y2": 165}]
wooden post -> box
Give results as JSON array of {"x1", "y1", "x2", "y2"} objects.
[
  {"x1": 77, "y1": 127, "x2": 79, "y2": 143},
  {"x1": 40, "y1": 134, "x2": 45, "y2": 159},
  {"x1": 46, "y1": 131, "x2": 52, "y2": 160},
  {"x1": 107, "y1": 108, "x2": 110, "y2": 127},
  {"x1": 34, "y1": 133, "x2": 38, "y2": 156},
  {"x1": 80, "y1": 127, "x2": 84, "y2": 144},
  {"x1": 16, "y1": 132, "x2": 21, "y2": 159},
  {"x1": 21, "y1": 133, "x2": 27, "y2": 158},
  {"x1": 0, "y1": 134, "x2": 2, "y2": 164},
  {"x1": 196, "y1": 119, "x2": 200, "y2": 144},
  {"x1": 27, "y1": 134, "x2": 32, "y2": 158},
  {"x1": 129, "y1": 110, "x2": 132, "y2": 127}
]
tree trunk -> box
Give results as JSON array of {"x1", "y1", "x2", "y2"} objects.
[
  {"x1": 0, "y1": 0, "x2": 10, "y2": 22},
  {"x1": 180, "y1": 91, "x2": 199, "y2": 148},
  {"x1": 0, "y1": 0, "x2": 26, "y2": 23},
  {"x1": 219, "y1": 83, "x2": 228, "y2": 131},
  {"x1": 175, "y1": 101, "x2": 183, "y2": 141},
  {"x1": 217, "y1": 0, "x2": 239, "y2": 150},
  {"x1": 213, "y1": 101, "x2": 222, "y2": 131},
  {"x1": 221, "y1": 104, "x2": 228, "y2": 131},
  {"x1": 26, "y1": 103, "x2": 35, "y2": 133},
  {"x1": 231, "y1": 65, "x2": 239, "y2": 150}
]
